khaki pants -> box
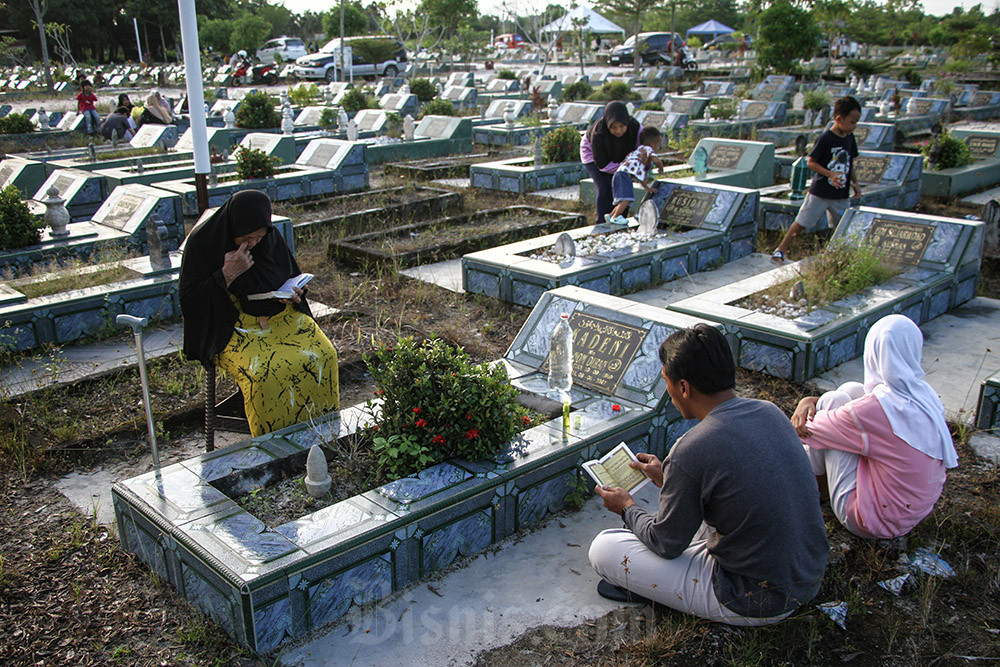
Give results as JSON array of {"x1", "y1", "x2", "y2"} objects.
[{"x1": 589, "y1": 523, "x2": 792, "y2": 626}]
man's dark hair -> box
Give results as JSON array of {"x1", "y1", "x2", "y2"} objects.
[
  {"x1": 833, "y1": 95, "x2": 861, "y2": 119},
  {"x1": 639, "y1": 125, "x2": 662, "y2": 145},
  {"x1": 658, "y1": 323, "x2": 735, "y2": 394},
  {"x1": 115, "y1": 106, "x2": 130, "y2": 115}
]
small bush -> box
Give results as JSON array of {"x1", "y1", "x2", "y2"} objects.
[
  {"x1": 0, "y1": 113, "x2": 35, "y2": 135},
  {"x1": 901, "y1": 67, "x2": 922, "y2": 88},
  {"x1": 518, "y1": 114, "x2": 542, "y2": 126},
  {"x1": 587, "y1": 81, "x2": 641, "y2": 102},
  {"x1": 639, "y1": 101, "x2": 663, "y2": 111},
  {"x1": 409, "y1": 78, "x2": 437, "y2": 102},
  {"x1": 924, "y1": 132, "x2": 974, "y2": 171},
  {"x1": 234, "y1": 91, "x2": 280, "y2": 129},
  {"x1": 709, "y1": 97, "x2": 737, "y2": 120},
  {"x1": 0, "y1": 184, "x2": 42, "y2": 251},
  {"x1": 340, "y1": 87, "x2": 378, "y2": 114},
  {"x1": 803, "y1": 90, "x2": 831, "y2": 112},
  {"x1": 287, "y1": 83, "x2": 320, "y2": 107},
  {"x1": 421, "y1": 98, "x2": 456, "y2": 116},
  {"x1": 497, "y1": 68, "x2": 517, "y2": 80},
  {"x1": 541, "y1": 125, "x2": 581, "y2": 163},
  {"x1": 845, "y1": 57, "x2": 892, "y2": 79},
  {"x1": 233, "y1": 145, "x2": 282, "y2": 180},
  {"x1": 318, "y1": 107, "x2": 339, "y2": 129},
  {"x1": 687, "y1": 36, "x2": 702, "y2": 48},
  {"x1": 562, "y1": 80, "x2": 593, "y2": 102},
  {"x1": 365, "y1": 337, "x2": 532, "y2": 480},
  {"x1": 385, "y1": 112, "x2": 403, "y2": 138}
]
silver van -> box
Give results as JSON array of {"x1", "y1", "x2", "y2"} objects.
[
  {"x1": 256, "y1": 37, "x2": 308, "y2": 65},
  {"x1": 294, "y1": 36, "x2": 407, "y2": 82}
]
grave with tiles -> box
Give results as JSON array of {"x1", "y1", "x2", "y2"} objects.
[
  {"x1": 761, "y1": 150, "x2": 923, "y2": 230},
  {"x1": 157, "y1": 138, "x2": 369, "y2": 215},
  {"x1": 129, "y1": 124, "x2": 180, "y2": 149},
  {"x1": 441, "y1": 85, "x2": 478, "y2": 111},
  {"x1": 670, "y1": 207, "x2": 983, "y2": 381},
  {"x1": 632, "y1": 87, "x2": 666, "y2": 104},
  {"x1": 0, "y1": 157, "x2": 48, "y2": 197},
  {"x1": 697, "y1": 81, "x2": 736, "y2": 97},
  {"x1": 0, "y1": 183, "x2": 184, "y2": 274},
  {"x1": 550, "y1": 103, "x2": 603, "y2": 128},
  {"x1": 382, "y1": 153, "x2": 492, "y2": 180},
  {"x1": 875, "y1": 97, "x2": 950, "y2": 137},
  {"x1": 30, "y1": 168, "x2": 111, "y2": 222},
  {"x1": 378, "y1": 92, "x2": 418, "y2": 119},
  {"x1": 633, "y1": 110, "x2": 689, "y2": 137},
  {"x1": 975, "y1": 369, "x2": 1000, "y2": 433},
  {"x1": 472, "y1": 102, "x2": 552, "y2": 147},
  {"x1": 111, "y1": 284, "x2": 711, "y2": 654},
  {"x1": 470, "y1": 142, "x2": 585, "y2": 194},
  {"x1": 358, "y1": 115, "x2": 473, "y2": 164},
  {"x1": 952, "y1": 91, "x2": 1000, "y2": 121},
  {"x1": 688, "y1": 100, "x2": 787, "y2": 138},
  {"x1": 662, "y1": 96, "x2": 709, "y2": 119},
  {"x1": 463, "y1": 180, "x2": 759, "y2": 307},
  {"x1": 921, "y1": 128, "x2": 1000, "y2": 197}
]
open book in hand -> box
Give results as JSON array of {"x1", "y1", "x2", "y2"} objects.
[
  {"x1": 246, "y1": 273, "x2": 314, "y2": 301},
  {"x1": 582, "y1": 442, "x2": 650, "y2": 494}
]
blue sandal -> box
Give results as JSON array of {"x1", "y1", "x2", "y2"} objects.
[{"x1": 770, "y1": 249, "x2": 785, "y2": 265}]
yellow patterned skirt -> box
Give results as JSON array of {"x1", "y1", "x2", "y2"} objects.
[{"x1": 215, "y1": 303, "x2": 339, "y2": 437}]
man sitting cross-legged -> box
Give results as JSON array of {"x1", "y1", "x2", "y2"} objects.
[{"x1": 589, "y1": 324, "x2": 829, "y2": 625}]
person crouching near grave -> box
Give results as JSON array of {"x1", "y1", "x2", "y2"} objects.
[
  {"x1": 792, "y1": 315, "x2": 956, "y2": 540},
  {"x1": 179, "y1": 190, "x2": 340, "y2": 437},
  {"x1": 581, "y1": 101, "x2": 641, "y2": 225},
  {"x1": 771, "y1": 96, "x2": 863, "y2": 264},
  {"x1": 75, "y1": 80, "x2": 100, "y2": 136},
  {"x1": 589, "y1": 324, "x2": 828, "y2": 624},
  {"x1": 604, "y1": 125, "x2": 666, "y2": 225},
  {"x1": 100, "y1": 106, "x2": 135, "y2": 142}
]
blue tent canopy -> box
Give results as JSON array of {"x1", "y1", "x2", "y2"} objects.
[{"x1": 685, "y1": 19, "x2": 735, "y2": 40}]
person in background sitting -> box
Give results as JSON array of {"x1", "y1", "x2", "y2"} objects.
[
  {"x1": 100, "y1": 106, "x2": 134, "y2": 141},
  {"x1": 138, "y1": 91, "x2": 173, "y2": 127},
  {"x1": 75, "y1": 80, "x2": 100, "y2": 135}
]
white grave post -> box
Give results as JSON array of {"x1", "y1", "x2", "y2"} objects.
[
  {"x1": 281, "y1": 106, "x2": 294, "y2": 135},
  {"x1": 403, "y1": 114, "x2": 415, "y2": 141},
  {"x1": 504, "y1": 101, "x2": 516, "y2": 129},
  {"x1": 792, "y1": 92, "x2": 805, "y2": 111},
  {"x1": 338, "y1": 107, "x2": 349, "y2": 132},
  {"x1": 346, "y1": 119, "x2": 358, "y2": 141},
  {"x1": 37, "y1": 108, "x2": 48, "y2": 130},
  {"x1": 43, "y1": 185, "x2": 70, "y2": 238},
  {"x1": 224, "y1": 108, "x2": 236, "y2": 129}
]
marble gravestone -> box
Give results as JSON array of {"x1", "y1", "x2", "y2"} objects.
[{"x1": 129, "y1": 124, "x2": 179, "y2": 149}]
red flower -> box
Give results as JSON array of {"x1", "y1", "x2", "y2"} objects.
[
  {"x1": 466, "y1": 428, "x2": 479, "y2": 439},
  {"x1": 416, "y1": 419, "x2": 427, "y2": 428},
  {"x1": 413, "y1": 407, "x2": 423, "y2": 414},
  {"x1": 432, "y1": 434, "x2": 445, "y2": 444},
  {"x1": 521, "y1": 415, "x2": 531, "y2": 425},
  {"x1": 612, "y1": 404, "x2": 621, "y2": 412},
  {"x1": 372, "y1": 424, "x2": 378, "y2": 431},
  {"x1": 465, "y1": 412, "x2": 474, "y2": 420},
  {"x1": 374, "y1": 389, "x2": 384, "y2": 396}
]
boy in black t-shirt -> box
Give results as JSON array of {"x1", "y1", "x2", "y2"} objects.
[{"x1": 772, "y1": 96, "x2": 863, "y2": 264}]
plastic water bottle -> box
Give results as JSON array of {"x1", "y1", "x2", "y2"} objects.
[{"x1": 547, "y1": 313, "x2": 573, "y2": 394}]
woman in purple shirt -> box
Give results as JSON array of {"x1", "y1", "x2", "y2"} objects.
[{"x1": 580, "y1": 101, "x2": 640, "y2": 224}]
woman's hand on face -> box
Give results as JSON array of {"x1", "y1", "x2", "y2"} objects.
[
  {"x1": 222, "y1": 241, "x2": 254, "y2": 286},
  {"x1": 791, "y1": 396, "x2": 819, "y2": 438}
]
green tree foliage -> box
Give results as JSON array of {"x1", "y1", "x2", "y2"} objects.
[
  {"x1": 0, "y1": 184, "x2": 42, "y2": 251},
  {"x1": 198, "y1": 17, "x2": 234, "y2": 54},
  {"x1": 420, "y1": 98, "x2": 456, "y2": 116},
  {"x1": 230, "y1": 14, "x2": 272, "y2": 53},
  {"x1": 321, "y1": 2, "x2": 371, "y2": 38},
  {"x1": 234, "y1": 91, "x2": 280, "y2": 128},
  {"x1": 756, "y1": 0, "x2": 820, "y2": 73},
  {"x1": 595, "y1": 0, "x2": 662, "y2": 71},
  {"x1": 340, "y1": 87, "x2": 378, "y2": 113},
  {"x1": 417, "y1": 0, "x2": 478, "y2": 33},
  {"x1": 408, "y1": 78, "x2": 437, "y2": 102}
]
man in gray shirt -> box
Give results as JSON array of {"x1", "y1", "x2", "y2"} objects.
[{"x1": 590, "y1": 324, "x2": 828, "y2": 624}]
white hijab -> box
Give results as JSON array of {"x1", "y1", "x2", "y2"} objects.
[{"x1": 863, "y1": 314, "x2": 958, "y2": 468}]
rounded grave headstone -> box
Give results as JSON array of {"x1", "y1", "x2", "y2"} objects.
[
  {"x1": 637, "y1": 200, "x2": 658, "y2": 235},
  {"x1": 553, "y1": 232, "x2": 576, "y2": 257}
]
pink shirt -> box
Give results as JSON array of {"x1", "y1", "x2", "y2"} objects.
[{"x1": 802, "y1": 393, "x2": 946, "y2": 539}]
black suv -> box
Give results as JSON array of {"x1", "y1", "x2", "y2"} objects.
[{"x1": 610, "y1": 32, "x2": 684, "y2": 66}]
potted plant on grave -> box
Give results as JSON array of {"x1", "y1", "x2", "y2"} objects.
[
  {"x1": 922, "y1": 131, "x2": 973, "y2": 171},
  {"x1": 540, "y1": 125, "x2": 581, "y2": 163},
  {"x1": 235, "y1": 91, "x2": 280, "y2": 129},
  {"x1": 233, "y1": 145, "x2": 282, "y2": 181},
  {"x1": 364, "y1": 337, "x2": 537, "y2": 480}
]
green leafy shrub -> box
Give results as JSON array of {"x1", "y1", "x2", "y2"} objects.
[
  {"x1": 562, "y1": 80, "x2": 593, "y2": 102},
  {"x1": 803, "y1": 90, "x2": 831, "y2": 112},
  {"x1": 409, "y1": 78, "x2": 437, "y2": 102},
  {"x1": 845, "y1": 57, "x2": 893, "y2": 79},
  {"x1": 687, "y1": 36, "x2": 702, "y2": 49},
  {"x1": 234, "y1": 91, "x2": 280, "y2": 129},
  {"x1": 901, "y1": 67, "x2": 922, "y2": 88},
  {"x1": 365, "y1": 337, "x2": 532, "y2": 480},
  {"x1": 541, "y1": 125, "x2": 581, "y2": 163},
  {"x1": 517, "y1": 114, "x2": 542, "y2": 126},
  {"x1": 287, "y1": 82, "x2": 320, "y2": 107},
  {"x1": 639, "y1": 101, "x2": 663, "y2": 111},
  {"x1": 385, "y1": 112, "x2": 403, "y2": 138},
  {"x1": 587, "y1": 81, "x2": 641, "y2": 102},
  {"x1": 497, "y1": 68, "x2": 517, "y2": 80},
  {"x1": 0, "y1": 184, "x2": 42, "y2": 251},
  {"x1": 340, "y1": 87, "x2": 378, "y2": 114},
  {"x1": 349, "y1": 38, "x2": 399, "y2": 66},
  {"x1": 421, "y1": 98, "x2": 456, "y2": 116},
  {"x1": 0, "y1": 113, "x2": 35, "y2": 134},
  {"x1": 709, "y1": 97, "x2": 737, "y2": 120},
  {"x1": 923, "y1": 132, "x2": 974, "y2": 171},
  {"x1": 233, "y1": 145, "x2": 282, "y2": 180},
  {"x1": 319, "y1": 107, "x2": 339, "y2": 129}
]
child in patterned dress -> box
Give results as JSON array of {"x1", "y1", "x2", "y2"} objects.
[{"x1": 606, "y1": 126, "x2": 665, "y2": 224}]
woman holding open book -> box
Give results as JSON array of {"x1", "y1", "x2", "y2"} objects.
[{"x1": 179, "y1": 189, "x2": 339, "y2": 436}]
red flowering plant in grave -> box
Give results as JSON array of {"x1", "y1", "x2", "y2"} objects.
[{"x1": 363, "y1": 337, "x2": 540, "y2": 480}]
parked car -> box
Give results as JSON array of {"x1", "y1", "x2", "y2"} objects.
[
  {"x1": 609, "y1": 32, "x2": 685, "y2": 66},
  {"x1": 294, "y1": 36, "x2": 407, "y2": 82},
  {"x1": 704, "y1": 34, "x2": 751, "y2": 50},
  {"x1": 256, "y1": 37, "x2": 308, "y2": 65},
  {"x1": 494, "y1": 33, "x2": 528, "y2": 50}
]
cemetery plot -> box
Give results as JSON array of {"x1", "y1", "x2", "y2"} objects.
[
  {"x1": 464, "y1": 181, "x2": 759, "y2": 307},
  {"x1": 112, "y1": 285, "x2": 708, "y2": 654},
  {"x1": 276, "y1": 185, "x2": 462, "y2": 236},
  {"x1": 471, "y1": 157, "x2": 586, "y2": 194},
  {"x1": 330, "y1": 206, "x2": 584, "y2": 269},
  {"x1": 383, "y1": 153, "x2": 492, "y2": 180},
  {"x1": 669, "y1": 207, "x2": 983, "y2": 381},
  {"x1": 922, "y1": 129, "x2": 1000, "y2": 197}
]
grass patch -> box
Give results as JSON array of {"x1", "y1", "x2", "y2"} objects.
[{"x1": 14, "y1": 264, "x2": 136, "y2": 299}]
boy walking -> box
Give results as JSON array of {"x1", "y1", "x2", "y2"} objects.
[{"x1": 772, "y1": 96, "x2": 863, "y2": 263}]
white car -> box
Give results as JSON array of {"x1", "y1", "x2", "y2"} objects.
[{"x1": 256, "y1": 37, "x2": 308, "y2": 65}]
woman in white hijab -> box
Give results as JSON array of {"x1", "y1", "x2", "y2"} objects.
[
  {"x1": 792, "y1": 314, "x2": 957, "y2": 539},
  {"x1": 139, "y1": 91, "x2": 173, "y2": 126}
]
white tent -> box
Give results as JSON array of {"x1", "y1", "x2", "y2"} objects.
[{"x1": 540, "y1": 5, "x2": 626, "y2": 37}]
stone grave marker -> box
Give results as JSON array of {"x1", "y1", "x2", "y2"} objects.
[
  {"x1": 658, "y1": 188, "x2": 719, "y2": 228},
  {"x1": 552, "y1": 232, "x2": 576, "y2": 256},
  {"x1": 485, "y1": 99, "x2": 531, "y2": 120},
  {"x1": 293, "y1": 106, "x2": 328, "y2": 127},
  {"x1": 379, "y1": 93, "x2": 418, "y2": 118},
  {"x1": 176, "y1": 126, "x2": 229, "y2": 155},
  {"x1": 129, "y1": 124, "x2": 179, "y2": 149},
  {"x1": 554, "y1": 103, "x2": 602, "y2": 126},
  {"x1": 664, "y1": 96, "x2": 709, "y2": 118},
  {"x1": 239, "y1": 132, "x2": 296, "y2": 165},
  {"x1": 32, "y1": 168, "x2": 108, "y2": 221},
  {"x1": 963, "y1": 133, "x2": 1000, "y2": 158},
  {"x1": 353, "y1": 109, "x2": 388, "y2": 133},
  {"x1": 854, "y1": 155, "x2": 891, "y2": 184},
  {"x1": 706, "y1": 144, "x2": 747, "y2": 169},
  {"x1": 0, "y1": 157, "x2": 47, "y2": 198}
]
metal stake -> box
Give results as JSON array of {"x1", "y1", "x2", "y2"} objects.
[{"x1": 116, "y1": 314, "x2": 159, "y2": 467}]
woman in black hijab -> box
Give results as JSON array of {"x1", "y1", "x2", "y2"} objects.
[
  {"x1": 179, "y1": 190, "x2": 339, "y2": 436},
  {"x1": 580, "y1": 101, "x2": 640, "y2": 224}
]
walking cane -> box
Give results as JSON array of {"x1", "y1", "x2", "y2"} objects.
[{"x1": 116, "y1": 314, "x2": 160, "y2": 468}]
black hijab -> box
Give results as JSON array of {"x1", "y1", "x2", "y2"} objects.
[
  {"x1": 586, "y1": 101, "x2": 640, "y2": 169},
  {"x1": 179, "y1": 189, "x2": 310, "y2": 367}
]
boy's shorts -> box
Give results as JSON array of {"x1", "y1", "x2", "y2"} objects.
[
  {"x1": 793, "y1": 193, "x2": 849, "y2": 232},
  {"x1": 612, "y1": 170, "x2": 636, "y2": 205}
]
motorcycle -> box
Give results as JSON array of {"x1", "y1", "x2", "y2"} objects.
[
  {"x1": 658, "y1": 46, "x2": 698, "y2": 71},
  {"x1": 232, "y1": 60, "x2": 278, "y2": 85}
]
